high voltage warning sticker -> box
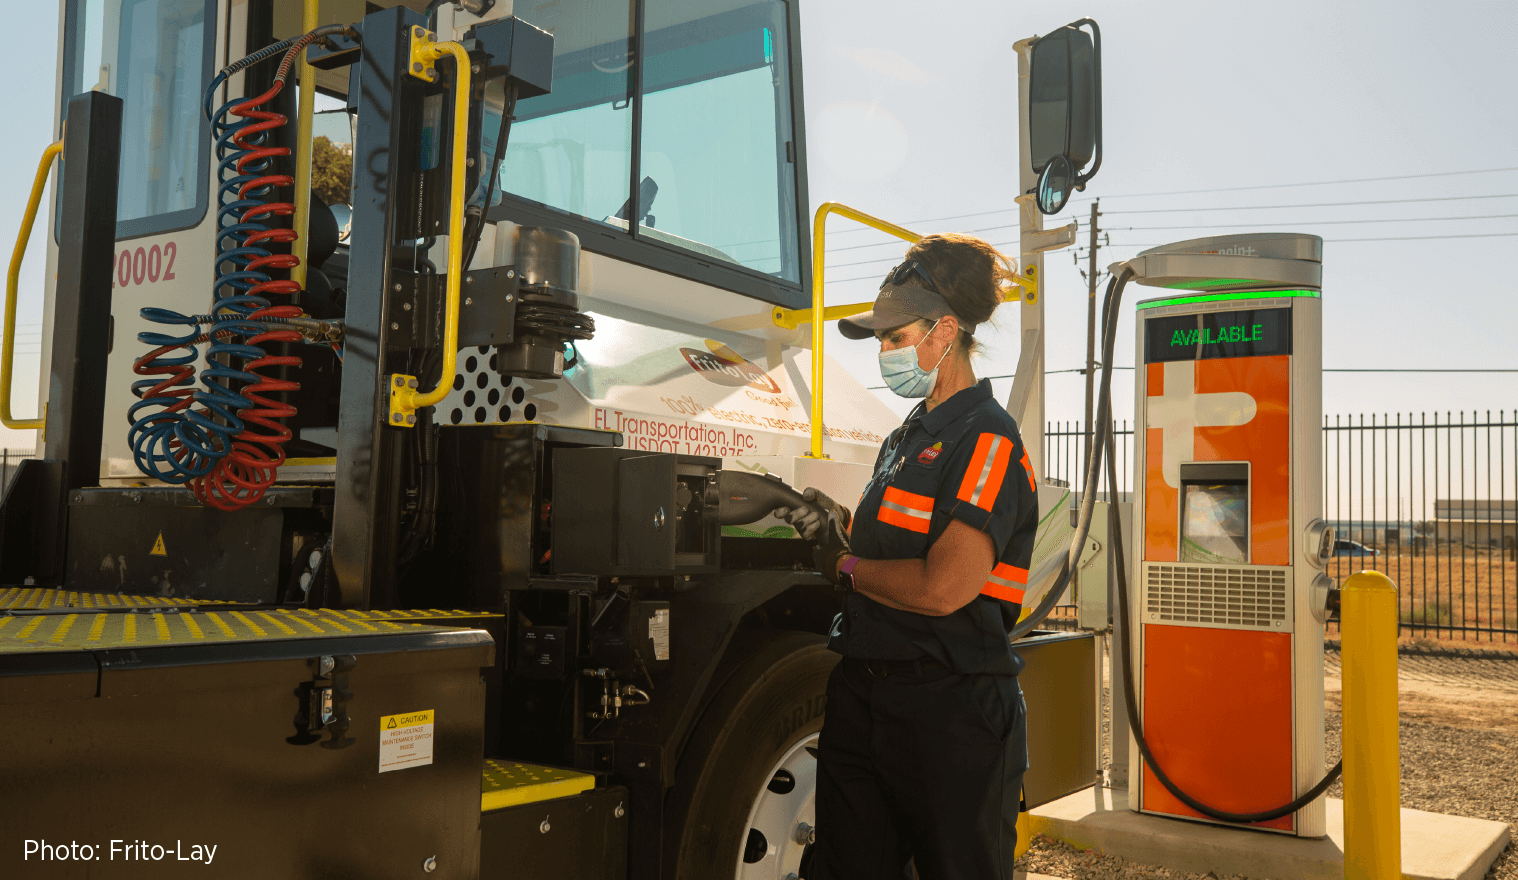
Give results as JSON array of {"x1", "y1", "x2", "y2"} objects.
[
  {"x1": 379, "y1": 710, "x2": 434, "y2": 773},
  {"x1": 150, "y1": 533, "x2": 167, "y2": 557}
]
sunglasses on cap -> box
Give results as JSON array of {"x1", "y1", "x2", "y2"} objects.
[{"x1": 881, "y1": 259, "x2": 939, "y2": 294}]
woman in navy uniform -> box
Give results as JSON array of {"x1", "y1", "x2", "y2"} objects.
[{"x1": 775, "y1": 234, "x2": 1037, "y2": 880}]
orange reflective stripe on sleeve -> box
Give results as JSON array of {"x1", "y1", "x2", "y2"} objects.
[
  {"x1": 980, "y1": 562, "x2": 1028, "y2": 603},
  {"x1": 878, "y1": 485, "x2": 933, "y2": 533},
  {"x1": 957, "y1": 433, "x2": 1012, "y2": 511},
  {"x1": 1019, "y1": 446, "x2": 1036, "y2": 493}
]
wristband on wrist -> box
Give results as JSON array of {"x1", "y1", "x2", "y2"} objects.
[{"x1": 838, "y1": 555, "x2": 862, "y2": 592}]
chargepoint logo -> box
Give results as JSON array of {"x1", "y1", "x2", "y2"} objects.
[
  {"x1": 680, "y1": 340, "x2": 782, "y2": 394},
  {"x1": 1192, "y1": 245, "x2": 1257, "y2": 256}
]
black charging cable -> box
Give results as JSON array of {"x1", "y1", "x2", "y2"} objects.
[{"x1": 1011, "y1": 268, "x2": 1130, "y2": 640}]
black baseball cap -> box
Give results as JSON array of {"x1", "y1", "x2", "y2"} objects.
[{"x1": 838, "y1": 284, "x2": 972, "y2": 340}]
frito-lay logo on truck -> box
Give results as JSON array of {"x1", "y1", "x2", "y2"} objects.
[{"x1": 680, "y1": 340, "x2": 782, "y2": 394}]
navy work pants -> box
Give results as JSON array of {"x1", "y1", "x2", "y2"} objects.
[{"x1": 812, "y1": 656, "x2": 1028, "y2": 880}]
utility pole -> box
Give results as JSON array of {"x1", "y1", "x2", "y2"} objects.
[{"x1": 1082, "y1": 199, "x2": 1102, "y2": 471}]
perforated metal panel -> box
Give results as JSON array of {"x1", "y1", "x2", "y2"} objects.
[
  {"x1": 1143, "y1": 563, "x2": 1290, "y2": 630},
  {"x1": 438, "y1": 345, "x2": 561, "y2": 427}
]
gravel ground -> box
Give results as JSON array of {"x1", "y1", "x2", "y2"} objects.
[
  {"x1": 1017, "y1": 645, "x2": 1518, "y2": 880},
  {"x1": 1325, "y1": 645, "x2": 1518, "y2": 880},
  {"x1": 1016, "y1": 835, "x2": 1253, "y2": 879},
  {"x1": 1322, "y1": 708, "x2": 1518, "y2": 880}
]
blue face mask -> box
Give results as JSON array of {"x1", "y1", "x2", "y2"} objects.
[{"x1": 878, "y1": 319, "x2": 951, "y2": 398}]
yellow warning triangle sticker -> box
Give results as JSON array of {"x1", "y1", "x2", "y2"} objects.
[
  {"x1": 387, "y1": 718, "x2": 398, "y2": 729},
  {"x1": 150, "y1": 533, "x2": 167, "y2": 557}
]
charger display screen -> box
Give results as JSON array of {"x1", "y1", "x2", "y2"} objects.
[
  {"x1": 1146, "y1": 307, "x2": 1292, "y2": 363},
  {"x1": 1180, "y1": 481, "x2": 1250, "y2": 564}
]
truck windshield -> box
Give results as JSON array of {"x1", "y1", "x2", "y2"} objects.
[
  {"x1": 61, "y1": 0, "x2": 214, "y2": 239},
  {"x1": 502, "y1": 0, "x2": 799, "y2": 282}
]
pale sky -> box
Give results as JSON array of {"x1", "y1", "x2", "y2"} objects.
[
  {"x1": 1, "y1": 1, "x2": 1514, "y2": 454},
  {"x1": 803, "y1": 0, "x2": 1518, "y2": 430}
]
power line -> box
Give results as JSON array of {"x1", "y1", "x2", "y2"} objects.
[
  {"x1": 864, "y1": 366, "x2": 1518, "y2": 389},
  {"x1": 826, "y1": 242, "x2": 1020, "y2": 279},
  {"x1": 1103, "y1": 232, "x2": 1518, "y2": 249},
  {"x1": 1114, "y1": 213, "x2": 1518, "y2": 232},
  {"x1": 826, "y1": 197, "x2": 1518, "y2": 259},
  {"x1": 1100, "y1": 193, "x2": 1518, "y2": 216},
  {"x1": 829, "y1": 219, "x2": 1518, "y2": 272},
  {"x1": 819, "y1": 166, "x2": 1518, "y2": 240},
  {"x1": 1061, "y1": 166, "x2": 1518, "y2": 201},
  {"x1": 1049, "y1": 368, "x2": 1515, "y2": 375},
  {"x1": 824, "y1": 220, "x2": 1030, "y2": 256},
  {"x1": 1315, "y1": 232, "x2": 1518, "y2": 243},
  {"x1": 823, "y1": 227, "x2": 1518, "y2": 282}
]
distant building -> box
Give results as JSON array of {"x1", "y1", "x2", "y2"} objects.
[{"x1": 1434, "y1": 499, "x2": 1516, "y2": 545}]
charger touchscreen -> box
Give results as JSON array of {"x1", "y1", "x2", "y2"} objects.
[{"x1": 1180, "y1": 482, "x2": 1249, "y2": 564}]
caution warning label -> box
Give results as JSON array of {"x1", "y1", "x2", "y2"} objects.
[
  {"x1": 150, "y1": 533, "x2": 167, "y2": 557},
  {"x1": 378, "y1": 709, "x2": 434, "y2": 773}
]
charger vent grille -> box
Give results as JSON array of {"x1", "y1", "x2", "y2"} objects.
[{"x1": 1145, "y1": 565, "x2": 1288, "y2": 629}]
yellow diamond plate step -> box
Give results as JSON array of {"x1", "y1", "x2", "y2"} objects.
[
  {"x1": 0, "y1": 587, "x2": 241, "y2": 611},
  {"x1": 481, "y1": 759, "x2": 596, "y2": 812},
  {"x1": 0, "y1": 607, "x2": 502, "y2": 653}
]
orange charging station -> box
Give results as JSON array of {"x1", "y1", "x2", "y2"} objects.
[{"x1": 1126, "y1": 234, "x2": 1337, "y2": 836}]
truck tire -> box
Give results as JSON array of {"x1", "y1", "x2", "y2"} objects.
[{"x1": 665, "y1": 630, "x2": 837, "y2": 880}]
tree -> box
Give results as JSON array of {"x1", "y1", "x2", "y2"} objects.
[{"x1": 311, "y1": 136, "x2": 352, "y2": 207}]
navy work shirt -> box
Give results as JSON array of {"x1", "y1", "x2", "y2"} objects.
[{"x1": 830, "y1": 378, "x2": 1038, "y2": 675}]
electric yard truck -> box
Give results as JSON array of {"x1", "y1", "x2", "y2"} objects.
[{"x1": 0, "y1": 2, "x2": 1101, "y2": 878}]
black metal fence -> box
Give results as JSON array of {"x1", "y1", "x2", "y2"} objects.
[
  {"x1": 1044, "y1": 421, "x2": 1135, "y2": 500},
  {"x1": 1041, "y1": 422, "x2": 1134, "y2": 630},
  {"x1": 0, "y1": 449, "x2": 35, "y2": 493},
  {"x1": 1044, "y1": 414, "x2": 1518, "y2": 643},
  {"x1": 1322, "y1": 412, "x2": 1516, "y2": 643}
]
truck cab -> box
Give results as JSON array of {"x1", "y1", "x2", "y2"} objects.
[{"x1": 0, "y1": 2, "x2": 1095, "y2": 878}]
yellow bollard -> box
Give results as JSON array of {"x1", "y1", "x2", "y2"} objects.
[
  {"x1": 1341, "y1": 570, "x2": 1400, "y2": 880},
  {"x1": 1014, "y1": 805, "x2": 1032, "y2": 860}
]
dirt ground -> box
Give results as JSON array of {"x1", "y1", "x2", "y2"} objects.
[
  {"x1": 1325, "y1": 550, "x2": 1518, "y2": 640},
  {"x1": 1016, "y1": 644, "x2": 1518, "y2": 880}
]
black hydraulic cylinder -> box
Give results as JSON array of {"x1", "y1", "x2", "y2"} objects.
[{"x1": 44, "y1": 91, "x2": 122, "y2": 488}]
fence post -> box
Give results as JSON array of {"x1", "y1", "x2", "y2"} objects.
[{"x1": 1341, "y1": 570, "x2": 1401, "y2": 880}]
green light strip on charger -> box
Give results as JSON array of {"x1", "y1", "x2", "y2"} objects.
[{"x1": 1136, "y1": 289, "x2": 1321, "y2": 310}]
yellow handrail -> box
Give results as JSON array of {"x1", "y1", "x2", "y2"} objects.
[
  {"x1": 804, "y1": 202, "x2": 920, "y2": 458},
  {"x1": 1340, "y1": 569, "x2": 1400, "y2": 880},
  {"x1": 770, "y1": 301, "x2": 872, "y2": 331},
  {"x1": 3, "y1": 139, "x2": 63, "y2": 431},
  {"x1": 388, "y1": 31, "x2": 471, "y2": 426},
  {"x1": 290, "y1": 0, "x2": 319, "y2": 290}
]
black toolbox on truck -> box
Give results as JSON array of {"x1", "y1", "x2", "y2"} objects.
[{"x1": 0, "y1": 595, "x2": 492, "y2": 880}]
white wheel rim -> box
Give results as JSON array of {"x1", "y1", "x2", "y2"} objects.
[{"x1": 734, "y1": 731, "x2": 819, "y2": 879}]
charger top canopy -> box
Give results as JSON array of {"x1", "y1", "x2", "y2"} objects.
[{"x1": 1126, "y1": 233, "x2": 1323, "y2": 293}]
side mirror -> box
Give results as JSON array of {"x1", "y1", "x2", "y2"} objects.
[
  {"x1": 1035, "y1": 155, "x2": 1073, "y2": 214},
  {"x1": 1027, "y1": 19, "x2": 1102, "y2": 211}
]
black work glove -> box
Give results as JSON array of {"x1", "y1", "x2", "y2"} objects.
[
  {"x1": 811, "y1": 510, "x2": 852, "y2": 588},
  {"x1": 773, "y1": 487, "x2": 852, "y2": 542}
]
